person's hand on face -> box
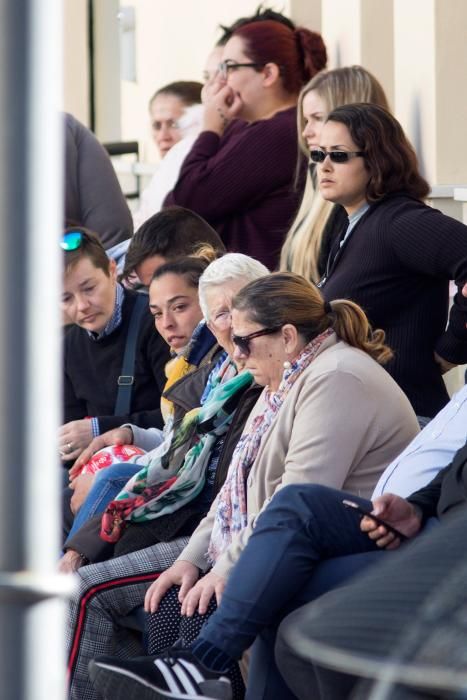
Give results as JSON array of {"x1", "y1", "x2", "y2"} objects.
[{"x1": 202, "y1": 77, "x2": 243, "y2": 134}]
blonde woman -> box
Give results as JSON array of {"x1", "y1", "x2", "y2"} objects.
[{"x1": 280, "y1": 65, "x2": 389, "y2": 282}]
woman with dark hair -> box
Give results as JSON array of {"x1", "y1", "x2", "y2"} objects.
[
  {"x1": 164, "y1": 20, "x2": 327, "y2": 269},
  {"x1": 124, "y1": 207, "x2": 225, "y2": 287},
  {"x1": 313, "y1": 103, "x2": 467, "y2": 419},
  {"x1": 280, "y1": 65, "x2": 390, "y2": 283}
]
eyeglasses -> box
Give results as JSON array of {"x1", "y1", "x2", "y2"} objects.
[
  {"x1": 232, "y1": 327, "x2": 280, "y2": 356},
  {"x1": 61, "y1": 231, "x2": 84, "y2": 251},
  {"x1": 310, "y1": 149, "x2": 365, "y2": 164},
  {"x1": 218, "y1": 60, "x2": 263, "y2": 80}
]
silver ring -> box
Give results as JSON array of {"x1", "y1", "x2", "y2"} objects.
[{"x1": 66, "y1": 442, "x2": 73, "y2": 453}]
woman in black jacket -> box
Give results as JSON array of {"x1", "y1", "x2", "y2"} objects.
[{"x1": 313, "y1": 103, "x2": 467, "y2": 418}]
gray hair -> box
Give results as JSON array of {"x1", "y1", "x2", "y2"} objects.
[{"x1": 199, "y1": 253, "x2": 269, "y2": 320}]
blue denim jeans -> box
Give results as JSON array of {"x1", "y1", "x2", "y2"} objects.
[
  {"x1": 67, "y1": 462, "x2": 140, "y2": 540},
  {"x1": 197, "y1": 484, "x2": 399, "y2": 699}
]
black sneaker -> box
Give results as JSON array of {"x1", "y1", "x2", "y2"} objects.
[{"x1": 88, "y1": 647, "x2": 232, "y2": 700}]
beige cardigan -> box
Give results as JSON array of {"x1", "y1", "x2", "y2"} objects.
[{"x1": 178, "y1": 334, "x2": 419, "y2": 578}]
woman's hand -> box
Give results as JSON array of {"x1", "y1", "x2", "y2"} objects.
[
  {"x1": 360, "y1": 493, "x2": 423, "y2": 550},
  {"x1": 144, "y1": 560, "x2": 200, "y2": 614},
  {"x1": 180, "y1": 570, "x2": 226, "y2": 617},
  {"x1": 202, "y1": 77, "x2": 243, "y2": 135},
  {"x1": 58, "y1": 550, "x2": 85, "y2": 573},
  {"x1": 59, "y1": 420, "x2": 93, "y2": 462},
  {"x1": 69, "y1": 473, "x2": 96, "y2": 514},
  {"x1": 69, "y1": 426, "x2": 133, "y2": 479}
]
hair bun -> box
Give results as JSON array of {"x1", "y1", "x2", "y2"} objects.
[
  {"x1": 191, "y1": 244, "x2": 221, "y2": 265},
  {"x1": 294, "y1": 28, "x2": 327, "y2": 82}
]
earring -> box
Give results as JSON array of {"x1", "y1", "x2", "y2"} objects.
[{"x1": 283, "y1": 360, "x2": 291, "y2": 370}]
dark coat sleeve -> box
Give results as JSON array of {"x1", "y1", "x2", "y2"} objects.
[
  {"x1": 390, "y1": 204, "x2": 467, "y2": 364},
  {"x1": 406, "y1": 466, "x2": 447, "y2": 522},
  {"x1": 164, "y1": 114, "x2": 300, "y2": 221},
  {"x1": 64, "y1": 514, "x2": 114, "y2": 562}
]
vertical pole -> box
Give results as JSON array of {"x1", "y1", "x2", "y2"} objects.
[{"x1": 0, "y1": 0, "x2": 74, "y2": 698}]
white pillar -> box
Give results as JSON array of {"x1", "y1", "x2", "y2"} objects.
[{"x1": 0, "y1": 1, "x2": 75, "y2": 698}]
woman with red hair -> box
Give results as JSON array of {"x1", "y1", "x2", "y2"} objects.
[{"x1": 164, "y1": 20, "x2": 327, "y2": 270}]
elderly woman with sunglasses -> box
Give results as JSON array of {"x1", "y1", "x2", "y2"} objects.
[
  {"x1": 313, "y1": 103, "x2": 467, "y2": 422},
  {"x1": 134, "y1": 272, "x2": 419, "y2": 693},
  {"x1": 60, "y1": 228, "x2": 170, "y2": 464},
  {"x1": 164, "y1": 20, "x2": 327, "y2": 269}
]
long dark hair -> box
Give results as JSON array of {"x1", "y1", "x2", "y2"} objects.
[{"x1": 326, "y1": 103, "x2": 430, "y2": 202}]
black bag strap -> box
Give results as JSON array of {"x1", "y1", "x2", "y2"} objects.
[{"x1": 114, "y1": 293, "x2": 147, "y2": 416}]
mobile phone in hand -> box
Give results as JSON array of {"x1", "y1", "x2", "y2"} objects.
[{"x1": 342, "y1": 499, "x2": 407, "y2": 541}]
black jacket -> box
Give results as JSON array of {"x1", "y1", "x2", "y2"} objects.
[
  {"x1": 321, "y1": 194, "x2": 467, "y2": 417},
  {"x1": 408, "y1": 441, "x2": 467, "y2": 521},
  {"x1": 64, "y1": 290, "x2": 170, "y2": 432}
]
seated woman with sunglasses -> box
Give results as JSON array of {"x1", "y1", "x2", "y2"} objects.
[
  {"x1": 313, "y1": 103, "x2": 467, "y2": 421},
  {"x1": 123, "y1": 273, "x2": 419, "y2": 694},
  {"x1": 60, "y1": 228, "x2": 170, "y2": 465},
  {"x1": 164, "y1": 20, "x2": 327, "y2": 270}
]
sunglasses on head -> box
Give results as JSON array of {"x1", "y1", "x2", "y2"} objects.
[
  {"x1": 310, "y1": 149, "x2": 365, "y2": 164},
  {"x1": 232, "y1": 327, "x2": 280, "y2": 356},
  {"x1": 60, "y1": 230, "x2": 84, "y2": 251}
]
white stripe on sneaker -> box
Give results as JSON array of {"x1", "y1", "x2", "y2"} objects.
[
  {"x1": 171, "y1": 662, "x2": 198, "y2": 695},
  {"x1": 93, "y1": 661, "x2": 210, "y2": 699},
  {"x1": 178, "y1": 658, "x2": 205, "y2": 684},
  {"x1": 154, "y1": 659, "x2": 183, "y2": 694}
]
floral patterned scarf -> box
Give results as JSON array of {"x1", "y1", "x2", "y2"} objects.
[
  {"x1": 207, "y1": 328, "x2": 334, "y2": 563},
  {"x1": 101, "y1": 354, "x2": 252, "y2": 542}
]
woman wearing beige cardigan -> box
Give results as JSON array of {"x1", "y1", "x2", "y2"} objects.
[{"x1": 89, "y1": 273, "x2": 419, "y2": 700}]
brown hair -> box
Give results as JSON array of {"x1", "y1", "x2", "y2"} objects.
[
  {"x1": 149, "y1": 81, "x2": 203, "y2": 109},
  {"x1": 150, "y1": 245, "x2": 219, "y2": 289},
  {"x1": 233, "y1": 272, "x2": 393, "y2": 365},
  {"x1": 63, "y1": 226, "x2": 111, "y2": 276},
  {"x1": 280, "y1": 67, "x2": 391, "y2": 283},
  {"x1": 232, "y1": 20, "x2": 327, "y2": 96},
  {"x1": 326, "y1": 103, "x2": 430, "y2": 202},
  {"x1": 123, "y1": 207, "x2": 225, "y2": 280}
]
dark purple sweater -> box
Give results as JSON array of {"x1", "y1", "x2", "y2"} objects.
[
  {"x1": 164, "y1": 107, "x2": 305, "y2": 270},
  {"x1": 321, "y1": 194, "x2": 467, "y2": 418}
]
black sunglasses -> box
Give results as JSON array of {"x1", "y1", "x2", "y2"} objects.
[
  {"x1": 60, "y1": 230, "x2": 84, "y2": 251},
  {"x1": 232, "y1": 327, "x2": 280, "y2": 356},
  {"x1": 310, "y1": 149, "x2": 365, "y2": 164}
]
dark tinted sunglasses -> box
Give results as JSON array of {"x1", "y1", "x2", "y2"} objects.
[
  {"x1": 310, "y1": 149, "x2": 365, "y2": 164},
  {"x1": 60, "y1": 231, "x2": 84, "y2": 251},
  {"x1": 232, "y1": 327, "x2": 280, "y2": 356}
]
